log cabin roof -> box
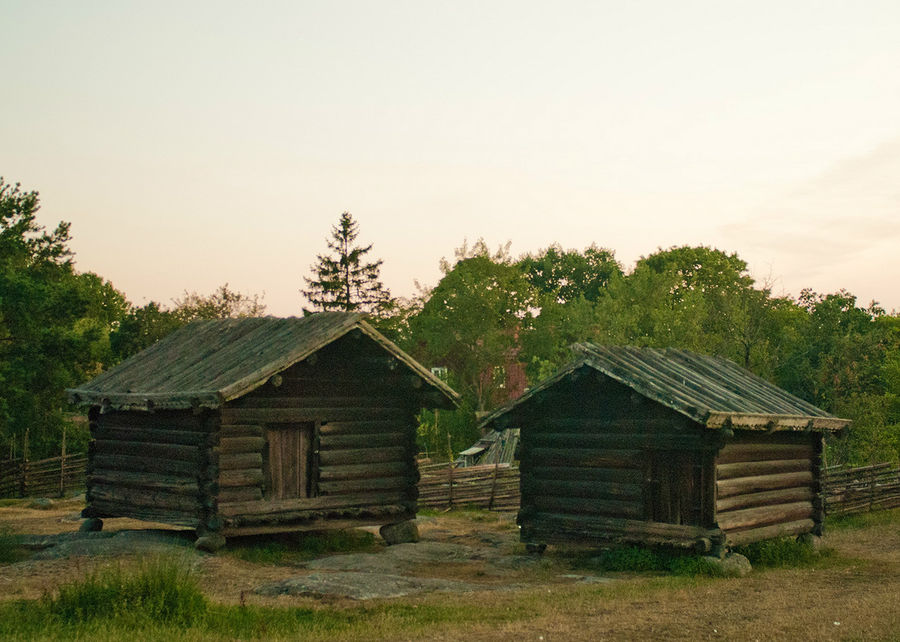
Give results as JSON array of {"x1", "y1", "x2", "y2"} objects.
[
  {"x1": 68, "y1": 312, "x2": 460, "y2": 411},
  {"x1": 481, "y1": 343, "x2": 850, "y2": 432}
]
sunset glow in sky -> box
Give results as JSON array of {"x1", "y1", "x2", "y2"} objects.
[{"x1": 3, "y1": 1, "x2": 899, "y2": 314}]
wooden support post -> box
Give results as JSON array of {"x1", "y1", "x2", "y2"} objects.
[
  {"x1": 448, "y1": 463, "x2": 454, "y2": 509},
  {"x1": 59, "y1": 424, "x2": 67, "y2": 498},
  {"x1": 488, "y1": 461, "x2": 500, "y2": 511}
]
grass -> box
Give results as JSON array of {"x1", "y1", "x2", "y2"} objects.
[
  {"x1": 572, "y1": 546, "x2": 727, "y2": 577},
  {"x1": 226, "y1": 528, "x2": 379, "y2": 565},
  {"x1": 45, "y1": 557, "x2": 208, "y2": 627},
  {"x1": 828, "y1": 507, "x2": 900, "y2": 531},
  {"x1": 733, "y1": 536, "x2": 833, "y2": 569},
  {"x1": 0, "y1": 525, "x2": 27, "y2": 564}
]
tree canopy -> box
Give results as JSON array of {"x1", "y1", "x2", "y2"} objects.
[{"x1": 301, "y1": 212, "x2": 391, "y2": 315}]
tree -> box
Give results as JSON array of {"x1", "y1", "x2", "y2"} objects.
[
  {"x1": 517, "y1": 243, "x2": 623, "y2": 304},
  {"x1": 410, "y1": 240, "x2": 539, "y2": 412},
  {"x1": 0, "y1": 179, "x2": 124, "y2": 458},
  {"x1": 301, "y1": 212, "x2": 391, "y2": 315}
]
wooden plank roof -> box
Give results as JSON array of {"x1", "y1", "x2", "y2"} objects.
[
  {"x1": 481, "y1": 343, "x2": 849, "y2": 432},
  {"x1": 68, "y1": 312, "x2": 459, "y2": 411}
]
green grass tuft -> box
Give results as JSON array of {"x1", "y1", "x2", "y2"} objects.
[
  {"x1": 734, "y1": 536, "x2": 832, "y2": 568},
  {"x1": 45, "y1": 556, "x2": 207, "y2": 627},
  {"x1": 228, "y1": 528, "x2": 378, "y2": 565},
  {"x1": 583, "y1": 546, "x2": 726, "y2": 577},
  {"x1": 828, "y1": 507, "x2": 900, "y2": 531},
  {"x1": 0, "y1": 525, "x2": 27, "y2": 564}
]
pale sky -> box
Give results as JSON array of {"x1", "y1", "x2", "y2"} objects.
[{"x1": 3, "y1": 1, "x2": 899, "y2": 315}]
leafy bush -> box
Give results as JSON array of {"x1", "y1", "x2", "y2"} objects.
[
  {"x1": 228, "y1": 529, "x2": 377, "y2": 565},
  {"x1": 734, "y1": 536, "x2": 830, "y2": 568},
  {"x1": 0, "y1": 526, "x2": 26, "y2": 564},
  {"x1": 46, "y1": 557, "x2": 207, "y2": 627},
  {"x1": 589, "y1": 546, "x2": 725, "y2": 577}
]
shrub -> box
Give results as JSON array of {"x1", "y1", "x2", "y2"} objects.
[
  {"x1": 734, "y1": 536, "x2": 830, "y2": 568},
  {"x1": 46, "y1": 556, "x2": 207, "y2": 627},
  {"x1": 0, "y1": 526, "x2": 26, "y2": 564}
]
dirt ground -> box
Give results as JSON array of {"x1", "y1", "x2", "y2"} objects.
[{"x1": 2, "y1": 498, "x2": 899, "y2": 640}]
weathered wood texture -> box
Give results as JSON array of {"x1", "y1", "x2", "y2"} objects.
[
  {"x1": 515, "y1": 374, "x2": 715, "y2": 547},
  {"x1": 0, "y1": 454, "x2": 87, "y2": 499},
  {"x1": 715, "y1": 432, "x2": 820, "y2": 545},
  {"x1": 83, "y1": 410, "x2": 217, "y2": 527},
  {"x1": 418, "y1": 462, "x2": 520, "y2": 511},
  {"x1": 212, "y1": 337, "x2": 421, "y2": 531},
  {"x1": 824, "y1": 462, "x2": 900, "y2": 515}
]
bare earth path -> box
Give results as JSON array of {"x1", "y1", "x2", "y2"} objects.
[{"x1": 1, "y1": 499, "x2": 898, "y2": 640}]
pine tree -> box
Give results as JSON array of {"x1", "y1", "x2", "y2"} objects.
[{"x1": 301, "y1": 212, "x2": 392, "y2": 314}]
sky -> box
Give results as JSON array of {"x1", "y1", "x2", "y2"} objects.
[{"x1": 2, "y1": 1, "x2": 899, "y2": 315}]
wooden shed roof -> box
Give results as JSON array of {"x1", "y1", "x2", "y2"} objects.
[
  {"x1": 68, "y1": 312, "x2": 460, "y2": 411},
  {"x1": 481, "y1": 343, "x2": 850, "y2": 432}
]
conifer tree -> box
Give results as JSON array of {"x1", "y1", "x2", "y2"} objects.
[{"x1": 301, "y1": 212, "x2": 391, "y2": 314}]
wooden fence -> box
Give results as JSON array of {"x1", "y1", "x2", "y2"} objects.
[
  {"x1": 2, "y1": 454, "x2": 897, "y2": 521},
  {"x1": 823, "y1": 462, "x2": 900, "y2": 516},
  {"x1": 0, "y1": 454, "x2": 88, "y2": 499},
  {"x1": 418, "y1": 462, "x2": 520, "y2": 511}
]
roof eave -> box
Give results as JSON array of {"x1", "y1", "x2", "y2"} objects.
[
  {"x1": 66, "y1": 389, "x2": 223, "y2": 412},
  {"x1": 704, "y1": 411, "x2": 850, "y2": 432}
]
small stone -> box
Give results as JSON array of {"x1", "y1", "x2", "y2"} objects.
[
  {"x1": 703, "y1": 552, "x2": 752, "y2": 577},
  {"x1": 79, "y1": 518, "x2": 103, "y2": 532},
  {"x1": 380, "y1": 520, "x2": 419, "y2": 545},
  {"x1": 194, "y1": 533, "x2": 227, "y2": 553},
  {"x1": 797, "y1": 532, "x2": 825, "y2": 551}
]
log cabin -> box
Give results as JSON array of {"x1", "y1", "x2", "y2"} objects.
[
  {"x1": 479, "y1": 343, "x2": 849, "y2": 554},
  {"x1": 67, "y1": 312, "x2": 459, "y2": 549}
]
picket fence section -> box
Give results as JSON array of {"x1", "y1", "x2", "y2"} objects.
[
  {"x1": 0, "y1": 454, "x2": 87, "y2": 499},
  {"x1": 823, "y1": 462, "x2": 900, "y2": 515},
  {"x1": 418, "y1": 462, "x2": 520, "y2": 511}
]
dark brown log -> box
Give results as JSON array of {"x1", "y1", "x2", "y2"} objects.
[
  {"x1": 220, "y1": 424, "x2": 264, "y2": 438},
  {"x1": 89, "y1": 484, "x2": 203, "y2": 512},
  {"x1": 219, "y1": 468, "x2": 265, "y2": 488},
  {"x1": 716, "y1": 486, "x2": 814, "y2": 513},
  {"x1": 531, "y1": 495, "x2": 642, "y2": 519},
  {"x1": 529, "y1": 448, "x2": 642, "y2": 469},
  {"x1": 725, "y1": 518, "x2": 815, "y2": 546},
  {"x1": 716, "y1": 471, "x2": 813, "y2": 498},
  {"x1": 319, "y1": 420, "x2": 408, "y2": 436},
  {"x1": 92, "y1": 427, "x2": 209, "y2": 446},
  {"x1": 87, "y1": 470, "x2": 200, "y2": 495},
  {"x1": 217, "y1": 436, "x2": 266, "y2": 454},
  {"x1": 318, "y1": 461, "x2": 409, "y2": 481},
  {"x1": 96, "y1": 411, "x2": 206, "y2": 431},
  {"x1": 527, "y1": 466, "x2": 642, "y2": 484},
  {"x1": 716, "y1": 458, "x2": 811, "y2": 480},
  {"x1": 525, "y1": 511, "x2": 715, "y2": 539},
  {"x1": 716, "y1": 501, "x2": 813, "y2": 531},
  {"x1": 528, "y1": 432, "x2": 702, "y2": 450},
  {"x1": 524, "y1": 479, "x2": 641, "y2": 501},
  {"x1": 317, "y1": 477, "x2": 410, "y2": 495},
  {"x1": 319, "y1": 446, "x2": 407, "y2": 466},
  {"x1": 219, "y1": 452, "x2": 263, "y2": 470},
  {"x1": 221, "y1": 407, "x2": 408, "y2": 424},
  {"x1": 217, "y1": 487, "x2": 263, "y2": 503},
  {"x1": 218, "y1": 491, "x2": 407, "y2": 517},
  {"x1": 320, "y1": 432, "x2": 408, "y2": 449},
  {"x1": 92, "y1": 440, "x2": 201, "y2": 463},
  {"x1": 87, "y1": 502, "x2": 200, "y2": 527},
  {"x1": 93, "y1": 454, "x2": 199, "y2": 477},
  {"x1": 717, "y1": 443, "x2": 813, "y2": 464}
]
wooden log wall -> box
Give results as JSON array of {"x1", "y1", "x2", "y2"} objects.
[
  {"x1": 215, "y1": 337, "x2": 422, "y2": 532},
  {"x1": 515, "y1": 373, "x2": 714, "y2": 547},
  {"x1": 715, "y1": 431, "x2": 819, "y2": 546},
  {"x1": 85, "y1": 408, "x2": 217, "y2": 528}
]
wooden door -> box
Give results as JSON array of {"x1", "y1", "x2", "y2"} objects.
[
  {"x1": 646, "y1": 450, "x2": 701, "y2": 525},
  {"x1": 266, "y1": 424, "x2": 314, "y2": 500}
]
